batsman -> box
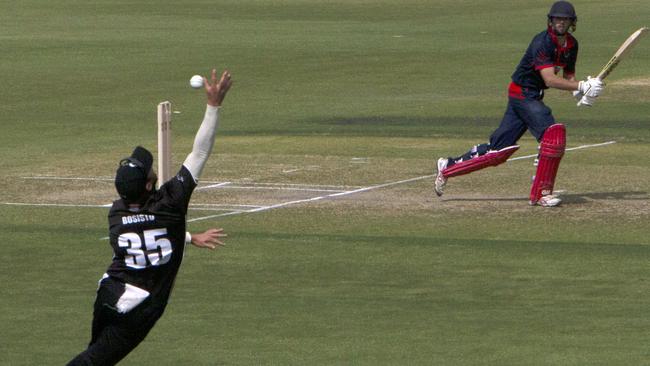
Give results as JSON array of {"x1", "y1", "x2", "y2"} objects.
[{"x1": 434, "y1": 1, "x2": 604, "y2": 207}]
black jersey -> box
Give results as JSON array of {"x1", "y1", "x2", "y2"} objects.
[
  {"x1": 510, "y1": 27, "x2": 578, "y2": 96},
  {"x1": 106, "y1": 166, "x2": 197, "y2": 306}
]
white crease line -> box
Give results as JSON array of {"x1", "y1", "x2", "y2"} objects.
[
  {"x1": 15, "y1": 140, "x2": 616, "y2": 217},
  {"x1": 191, "y1": 203, "x2": 265, "y2": 208},
  {"x1": 20, "y1": 175, "x2": 364, "y2": 191},
  {"x1": 196, "y1": 182, "x2": 232, "y2": 191},
  {"x1": 199, "y1": 181, "x2": 363, "y2": 189},
  {"x1": 187, "y1": 140, "x2": 616, "y2": 224},
  {"x1": 212, "y1": 186, "x2": 346, "y2": 192},
  {"x1": 2, "y1": 202, "x2": 112, "y2": 208},
  {"x1": 328, "y1": 175, "x2": 435, "y2": 197},
  {"x1": 189, "y1": 207, "x2": 251, "y2": 212},
  {"x1": 188, "y1": 174, "x2": 435, "y2": 223},
  {"x1": 189, "y1": 203, "x2": 266, "y2": 212},
  {"x1": 1, "y1": 202, "x2": 265, "y2": 211},
  {"x1": 508, "y1": 141, "x2": 616, "y2": 162},
  {"x1": 22, "y1": 176, "x2": 113, "y2": 181},
  {"x1": 187, "y1": 208, "x2": 264, "y2": 223},
  {"x1": 24, "y1": 140, "x2": 614, "y2": 186}
]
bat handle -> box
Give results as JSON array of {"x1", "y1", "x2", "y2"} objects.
[{"x1": 577, "y1": 95, "x2": 592, "y2": 107}]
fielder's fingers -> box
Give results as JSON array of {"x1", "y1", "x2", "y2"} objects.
[
  {"x1": 207, "y1": 233, "x2": 227, "y2": 240},
  {"x1": 199, "y1": 239, "x2": 217, "y2": 249},
  {"x1": 209, "y1": 228, "x2": 227, "y2": 237},
  {"x1": 220, "y1": 72, "x2": 231, "y2": 89},
  {"x1": 210, "y1": 237, "x2": 227, "y2": 245},
  {"x1": 205, "y1": 242, "x2": 222, "y2": 249}
]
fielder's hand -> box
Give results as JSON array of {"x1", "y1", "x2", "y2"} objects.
[
  {"x1": 191, "y1": 228, "x2": 227, "y2": 250},
  {"x1": 205, "y1": 69, "x2": 233, "y2": 107}
]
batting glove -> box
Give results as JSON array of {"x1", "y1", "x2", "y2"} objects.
[
  {"x1": 572, "y1": 90, "x2": 583, "y2": 102},
  {"x1": 577, "y1": 94, "x2": 597, "y2": 107},
  {"x1": 578, "y1": 76, "x2": 604, "y2": 97}
]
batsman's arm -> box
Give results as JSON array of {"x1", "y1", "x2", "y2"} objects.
[
  {"x1": 183, "y1": 69, "x2": 233, "y2": 181},
  {"x1": 540, "y1": 67, "x2": 580, "y2": 91},
  {"x1": 541, "y1": 68, "x2": 603, "y2": 106},
  {"x1": 563, "y1": 72, "x2": 577, "y2": 82},
  {"x1": 563, "y1": 72, "x2": 585, "y2": 101}
]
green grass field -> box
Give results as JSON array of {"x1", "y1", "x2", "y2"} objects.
[{"x1": 1, "y1": 1, "x2": 649, "y2": 365}]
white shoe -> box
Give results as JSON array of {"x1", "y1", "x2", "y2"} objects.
[
  {"x1": 537, "y1": 194, "x2": 562, "y2": 207},
  {"x1": 434, "y1": 158, "x2": 448, "y2": 197}
]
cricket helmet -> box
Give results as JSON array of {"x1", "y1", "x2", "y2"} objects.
[
  {"x1": 547, "y1": 1, "x2": 577, "y2": 32},
  {"x1": 548, "y1": 1, "x2": 577, "y2": 20},
  {"x1": 115, "y1": 146, "x2": 154, "y2": 202}
]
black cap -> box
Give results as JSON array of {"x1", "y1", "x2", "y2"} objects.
[
  {"x1": 115, "y1": 146, "x2": 154, "y2": 202},
  {"x1": 548, "y1": 1, "x2": 577, "y2": 20}
]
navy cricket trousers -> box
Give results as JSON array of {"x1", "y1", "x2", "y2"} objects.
[{"x1": 489, "y1": 96, "x2": 556, "y2": 150}]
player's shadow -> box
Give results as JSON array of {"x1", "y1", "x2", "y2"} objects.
[
  {"x1": 561, "y1": 191, "x2": 649, "y2": 203},
  {"x1": 443, "y1": 191, "x2": 648, "y2": 203},
  {"x1": 442, "y1": 196, "x2": 527, "y2": 202}
]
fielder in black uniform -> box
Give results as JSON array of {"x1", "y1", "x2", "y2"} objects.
[{"x1": 68, "y1": 68, "x2": 232, "y2": 365}]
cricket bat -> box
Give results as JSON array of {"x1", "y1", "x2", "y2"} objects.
[{"x1": 578, "y1": 26, "x2": 648, "y2": 106}]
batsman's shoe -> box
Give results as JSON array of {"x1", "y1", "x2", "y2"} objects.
[
  {"x1": 434, "y1": 158, "x2": 448, "y2": 197},
  {"x1": 536, "y1": 194, "x2": 562, "y2": 207}
]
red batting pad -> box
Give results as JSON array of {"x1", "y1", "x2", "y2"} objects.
[
  {"x1": 529, "y1": 124, "x2": 566, "y2": 203},
  {"x1": 442, "y1": 145, "x2": 520, "y2": 178}
]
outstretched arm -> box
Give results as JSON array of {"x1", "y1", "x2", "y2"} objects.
[{"x1": 183, "y1": 69, "x2": 233, "y2": 181}]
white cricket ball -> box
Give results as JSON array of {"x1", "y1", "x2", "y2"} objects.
[{"x1": 189, "y1": 75, "x2": 203, "y2": 89}]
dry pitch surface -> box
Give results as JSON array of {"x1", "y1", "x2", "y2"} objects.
[{"x1": 3, "y1": 137, "x2": 647, "y2": 229}]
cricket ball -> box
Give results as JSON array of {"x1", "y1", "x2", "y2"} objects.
[{"x1": 189, "y1": 75, "x2": 203, "y2": 89}]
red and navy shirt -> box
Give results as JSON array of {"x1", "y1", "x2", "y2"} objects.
[{"x1": 509, "y1": 26, "x2": 578, "y2": 99}]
